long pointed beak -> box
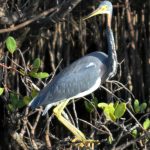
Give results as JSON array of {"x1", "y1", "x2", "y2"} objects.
[{"x1": 83, "y1": 6, "x2": 106, "y2": 20}]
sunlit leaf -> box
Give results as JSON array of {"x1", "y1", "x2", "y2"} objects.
[
  {"x1": 134, "y1": 99, "x2": 140, "y2": 113},
  {"x1": 109, "y1": 111, "x2": 116, "y2": 122},
  {"x1": 114, "y1": 102, "x2": 126, "y2": 119},
  {"x1": 29, "y1": 72, "x2": 49, "y2": 79},
  {"x1": 104, "y1": 103, "x2": 116, "y2": 121},
  {"x1": 36, "y1": 72, "x2": 49, "y2": 78},
  {"x1": 0, "y1": 87, "x2": 4, "y2": 95},
  {"x1": 131, "y1": 129, "x2": 137, "y2": 138},
  {"x1": 29, "y1": 72, "x2": 37, "y2": 78},
  {"x1": 5, "y1": 36, "x2": 17, "y2": 54},
  {"x1": 114, "y1": 101, "x2": 119, "y2": 109},
  {"x1": 98, "y1": 102, "x2": 108, "y2": 109},
  {"x1": 143, "y1": 118, "x2": 150, "y2": 130},
  {"x1": 103, "y1": 107, "x2": 116, "y2": 121},
  {"x1": 140, "y1": 102, "x2": 147, "y2": 113}
]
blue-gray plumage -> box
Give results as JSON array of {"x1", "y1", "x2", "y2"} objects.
[
  {"x1": 29, "y1": 52, "x2": 108, "y2": 108},
  {"x1": 29, "y1": 1, "x2": 117, "y2": 116}
]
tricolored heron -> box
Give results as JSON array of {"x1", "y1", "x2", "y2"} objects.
[{"x1": 29, "y1": 0, "x2": 117, "y2": 143}]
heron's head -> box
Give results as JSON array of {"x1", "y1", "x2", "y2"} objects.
[{"x1": 83, "y1": 1, "x2": 113, "y2": 20}]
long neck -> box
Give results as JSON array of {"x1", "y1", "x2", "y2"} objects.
[{"x1": 105, "y1": 14, "x2": 118, "y2": 79}]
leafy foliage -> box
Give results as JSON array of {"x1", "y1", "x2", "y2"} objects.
[
  {"x1": 114, "y1": 102, "x2": 126, "y2": 119},
  {"x1": 98, "y1": 102, "x2": 126, "y2": 121},
  {"x1": 131, "y1": 129, "x2": 138, "y2": 138},
  {"x1": 7, "y1": 93, "x2": 32, "y2": 112},
  {"x1": 29, "y1": 72, "x2": 49, "y2": 79},
  {"x1": 6, "y1": 88, "x2": 38, "y2": 112},
  {"x1": 29, "y1": 58, "x2": 49, "y2": 79},
  {"x1": 5, "y1": 36, "x2": 17, "y2": 54},
  {"x1": 143, "y1": 118, "x2": 150, "y2": 130},
  {"x1": 134, "y1": 99, "x2": 140, "y2": 113},
  {"x1": 133, "y1": 99, "x2": 147, "y2": 113}
]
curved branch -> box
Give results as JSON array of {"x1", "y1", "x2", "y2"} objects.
[
  {"x1": 0, "y1": 0, "x2": 82, "y2": 33},
  {"x1": 0, "y1": 8, "x2": 56, "y2": 34}
]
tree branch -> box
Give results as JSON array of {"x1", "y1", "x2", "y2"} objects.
[{"x1": 0, "y1": 0, "x2": 82, "y2": 33}]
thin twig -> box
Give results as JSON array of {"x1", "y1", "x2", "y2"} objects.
[
  {"x1": 78, "y1": 118, "x2": 109, "y2": 135},
  {"x1": 126, "y1": 108, "x2": 145, "y2": 130},
  {"x1": 0, "y1": 62, "x2": 22, "y2": 74},
  {"x1": 115, "y1": 131, "x2": 150, "y2": 150},
  {"x1": 112, "y1": 130, "x2": 124, "y2": 150},
  {"x1": 72, "y1": 99, "x2": 79, "y2": 129},
  {"x1": 20, "y1": 107, "x2": 29, "y2": 138},
  {"x1": 107, "y1": 80, "x2": 135, "y2": 99},
  {"x1": 17, "y1": 48, "x2": 27, "y2": 73},
  {"x1": 48, "y1": 59, "x2": 63, "y2": 84},
  {"x1": 45, "y1": 114, "x2": 52, "y2": 149},
  {"x1": 10, "y1": 130, "x2": 28, "y2": 150}
]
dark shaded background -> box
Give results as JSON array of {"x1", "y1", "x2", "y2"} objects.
[{"x1": 0, "y1": 0, "x2": 149, "y2": 149}]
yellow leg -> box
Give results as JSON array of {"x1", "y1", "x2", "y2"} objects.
[
  {"x1": 53, "y1": 99, "x2": 86, "y2": 142},
  {"x1": 53, "y1": 99, "x2": 100, "y2": 148}
]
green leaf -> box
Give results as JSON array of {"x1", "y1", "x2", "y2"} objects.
[
  {"x1": 114, "y1": 101, "x2": 119, "y2": 109},
  {"x1": 140, "y1": 102, "x2": 147, "y2": 113},
  {"x1": 108, "y1": 103, "x2": 115, "y2": 111},
  {"x1": 29, "y1": 72, "x2": 36, "y2": 78},
  {"x1": 84, "y1": 101, "x2": 94, "y2": 113},
  {"x1": 104, "y1": 103, "x2": 116, "y2": 121},
  {"x1": 114, "y1": 102, "x2": 126, "y2": 119},
  {"x1": 143, "y1": 118, "x2": 150, "y2": 130},
  {"x1": 109, "y1": 111, "x2": 116, "y2": 122},
  {"x1": 98, "y1": 102, "x2": 108, "y2": 109},
  {"x1": 23, "y1": 96, "x2": 31, "y2": 105},
  {"x1": 134, "y1": 99, "x2": 140, "y2": 113},
  {"x1": 31, "y1": 89, "x2": 38, "y2": 98},
  {"x1": 108, "y1": 135, "x2": 113, "y2": 144},
  {"x1": 98, "y1": 103, "x2": 116, "y2": 121},
  {"x1": 32, "y1": 58, "x2": 41, "y2": 72},
  {"x1": 0, "y1": 87, "x2": 4, "y2": 95},
  {"x1": 5, "y1": 36, "x2": 17, "y2": 54},
  {"x1": 10, "y1": 93, "x2": 30, "y2": 109},
  {"x1": 131, "y1": 129, "x2": 138, "y2": 138},
  {"x1": 29, "y1": 72, "x2": 49, "y2": 79},
  {"x1": 104, "y1": 107, "x2": 116, "y2": 122},
  {"x1": 36, "y1": 72, "x2": 49, "y2": 78}
]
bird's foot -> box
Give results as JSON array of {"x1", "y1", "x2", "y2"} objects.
[{"x1": 71, "y1": 137, "x2": 100, "y2": 148}]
